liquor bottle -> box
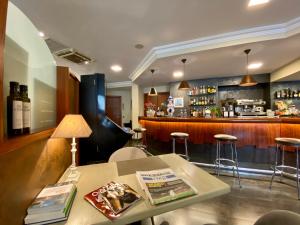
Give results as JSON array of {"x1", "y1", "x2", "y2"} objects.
[
  {"x1": 20, "y1": 85, "x2": 31, "y2": 134},
  {"x1": 276, "y1": 90, "x2": 281, "y2": 99},
  {"x1": 7, "y1": 81, "x2": 23, "y2": 136}
]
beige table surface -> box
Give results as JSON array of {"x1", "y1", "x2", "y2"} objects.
[{"x1": 56, "y1": 153, "x2": 230, "y2": 225}]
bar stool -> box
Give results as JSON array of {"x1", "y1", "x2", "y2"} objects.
[
  {"x1": 214, "y1": 134, "x2": 241, "y2": 188},
  {"x1": 133, "y1": 127, "x2": 153, "y2": 156},
  {"x1": 269, "y1": 137, "x2": 300, "y2": 199},
  {"x1": 170, "y1": 132, "x2": 190, "y2": 161}
]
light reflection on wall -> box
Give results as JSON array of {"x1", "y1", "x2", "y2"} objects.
[{"x1": 3, "y1": 2, "x2": 57, "y2": 134}]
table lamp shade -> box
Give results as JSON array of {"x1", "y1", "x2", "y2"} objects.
[{"x1": 51, "y1": 114, "x2": 92, "y2": 138}]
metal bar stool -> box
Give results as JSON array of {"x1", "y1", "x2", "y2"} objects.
[
  {"x1": 170, "y1": 132, "x2": 190, "y2": 161},
  {"x1": 133, "y1": 127, "x2": 153, "y2": 156},
  {"x1": 214, "y1": 134, "x2": 241, "y2": 188},
  {"x1": 269, "y1": 137, "x2": 300, "y2": 199}
]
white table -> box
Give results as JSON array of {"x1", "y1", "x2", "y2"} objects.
[{"x1": 56, "y1": 154, "x2": 230, "y2": 225}]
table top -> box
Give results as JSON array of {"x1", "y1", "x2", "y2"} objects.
[{"x1": 57, "y1": 154, "x2": 230, "y2": 225}]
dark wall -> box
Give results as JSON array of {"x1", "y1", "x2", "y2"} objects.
[{"x1": 170, "y1": 74, "x2": 270, "y2": 114}]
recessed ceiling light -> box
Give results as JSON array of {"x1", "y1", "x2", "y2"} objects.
[
  {"x1": 110, "y1": 64, "x2": 122, "y2": 72},
  {"x1": 248, "y1": 0, "x2": 270, "y2": 7},
  {"x1": 173, "y1": 70, "x2": 183, "y2": 78},
  {"x1": 38, "y1": 31, "x2": 45, "y2": 37},
  {"x1": 248, "y1": 62, "x2": 263, "y2": 69},
  {"x1": 84, "y1": 61, "x2": 89, "y2": 65}
]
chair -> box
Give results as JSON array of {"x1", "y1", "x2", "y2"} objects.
[
  {"x1": 108, "y1": 147, "x2": 155, "y2": 225},
  {"x1": 108, "y1": 147, "x2": 147, "y2": 162},
  {"x1": 254, "y1": 210, "x2": 300, "y2": 225}
]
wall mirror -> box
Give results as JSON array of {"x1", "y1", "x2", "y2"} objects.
[{"x1": 3, "y1": 2, "x2": 56, "y2": 136}]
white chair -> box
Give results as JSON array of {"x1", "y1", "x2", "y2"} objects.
[
  {"x1": 108, "y1": 147, "x2": 147, "y2": 162},
  {"x1": 108, "y1": 147, "x2": 155, "y2": 225}
]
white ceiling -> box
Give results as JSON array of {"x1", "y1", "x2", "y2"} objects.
[
  {"x1": 10, "y1": 0, "x2": 300, "y2": 84},
  {"x1": 137, "y1": 33, "x2": 300, "y2": 85}
]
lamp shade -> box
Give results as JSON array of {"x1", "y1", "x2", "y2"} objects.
[
  {"x1": 178, "y1": 80, "x2": 190, "y2": 90},
  {"x1": 239, "y1": 75, "x2": 258, "y2": 87},
  {"x1": 51, "y1": 114, "x2": 92, "y2": 138},
  {"x1": 148, "y1": 87, "x2": 157, "y2": 96}
]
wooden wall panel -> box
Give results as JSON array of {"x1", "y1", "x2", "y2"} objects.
[
  {"x1": 0, "y1": 137, "x2": 71, "y2": 225},
  {"x1": 0, "y1": 0, "x2": 8, "y2": 142},
  {"x1": 56, "y1": 67, "x2": 79, "y2": 124},
  {"x1": 140, "y1": 119, "x2": 284, "y2": 149}
]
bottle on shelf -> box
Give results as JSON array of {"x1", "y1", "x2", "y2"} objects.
[
  {"x1": 20, "y1": 85, "x2": 31, "y2": 134},
  {"x1": 7, "y1": 81, "x2": 23, "y2": 136}
]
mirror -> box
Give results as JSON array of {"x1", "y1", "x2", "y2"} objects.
[{"x1": 3, "y1": 2, "x2": 56, "y2": 136}]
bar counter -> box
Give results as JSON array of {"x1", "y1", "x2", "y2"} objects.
[{"x1": 139, "y1": 116, "x2": 300, "y2": 149}]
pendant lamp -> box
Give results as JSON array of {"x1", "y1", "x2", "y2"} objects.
[
  {"x1": 239, "y1": 49, "x2": 257, "y2": 87},
  {"x1": 148, "y1": 69, "x2": 157, "y2": 96},
  {"x1": 178, "y1": 58, "x2": 190, "y2": 90}
]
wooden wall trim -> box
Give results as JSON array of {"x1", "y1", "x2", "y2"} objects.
[
  {"x1": 0, "y1": 0, "x2": 8, "y2": 142},
  {"x1": 0, "y1": 128, "x2": 55, "y2": 155}
]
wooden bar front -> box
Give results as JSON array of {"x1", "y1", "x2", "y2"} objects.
[{"x1": 139, "y1": 117, "x2": 300, "y2": 149}]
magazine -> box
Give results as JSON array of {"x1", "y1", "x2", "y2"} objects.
[
  {"x1": 84, "y1": 182, "x2": 141, "y2": 220},
  {"x1": 136, "y1": 168, "x2": 197, "y2": 205}
]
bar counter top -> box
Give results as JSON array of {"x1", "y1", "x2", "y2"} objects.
[
  {"x1": 138, "y1": 116, "x2": 300, "y2": 149},
  {"x1": 139, "y1": 116, "x2": 300, "y2": 124}
]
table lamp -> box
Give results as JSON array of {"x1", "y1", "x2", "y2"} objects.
[{"x1": 51, "y1": 114, "x2": 92, "y2": 182}]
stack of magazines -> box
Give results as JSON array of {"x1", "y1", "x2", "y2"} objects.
[
  {"x1": 136, "y1": 168, "x2": 197, "y2": 205},
  {"x1": 84, "y1": 181, "x2": 141, "y2": 220},
  {"x1": 24, "y1": 182, "x2": 77, "y2": 225}
]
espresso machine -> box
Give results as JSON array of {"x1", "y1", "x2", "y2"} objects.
[{"x1": 235, "y1": 99, "x2": 267, "y2": 116}]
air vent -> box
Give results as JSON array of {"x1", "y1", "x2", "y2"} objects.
[{"x1": 45, "y1": 38, "x2": 93, "y2": 64}]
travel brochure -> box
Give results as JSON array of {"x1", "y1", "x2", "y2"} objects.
[{"x1": 136, "y1": 168, "x2": 197, "y2": 205}]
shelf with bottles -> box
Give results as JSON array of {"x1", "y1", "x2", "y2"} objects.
[
  {"x1": 189, "y1": 95, "x2": 216, "y2": 106},
  {"x1": 274, "y1": 89, "x2": 300, "y2": 100},
  {"x1": 187, "y1": 85, "x2": 217, "y2": 96},
  {"x1": 189, "y1": 103, "x2": 216, "y2": 107}
]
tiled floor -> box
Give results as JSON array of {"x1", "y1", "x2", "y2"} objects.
[{"x1": 141, "y1": 175, "x2": 300, "y2": 225}]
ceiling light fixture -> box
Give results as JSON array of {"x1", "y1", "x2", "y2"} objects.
[
  {"x1": 240, "y1": 49, "x2": 258, "y2": 87},
  {"x1": 110, "y1": 64, "x2": 122, "y2": 72},
  {"x1": 38, "y1": 31, "x2": 45, "y2": 37},
  {"x1": 148, "y1": 69, "x2": 157, "y2": 96},
  {"x1": 248, "y1": 62, "x2": 263, "y2": 69},
  {"x1": 248, "y1": 0, "x2": 270, "y2": 7},
  {"x1": 178, "y1": 59, "x2": 190, "y2": 90},
  {"x1": 84, "y1": 61, "x2": 89, "y2": 65},
  {"x1": 173, "y1": 70, "x2": 183, "y2": 78}
]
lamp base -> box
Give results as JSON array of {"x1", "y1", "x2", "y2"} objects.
[{"x1": 65, "y1": 169, "x2": 81, "y2": 182}]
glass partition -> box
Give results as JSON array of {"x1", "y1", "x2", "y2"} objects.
[{"x1": 3, "y1": 2, "x2": 56, "y2": 135}]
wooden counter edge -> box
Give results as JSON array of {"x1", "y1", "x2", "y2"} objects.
[{"x1": 138, "y1": 116, "x2": 300, "y2": 124}]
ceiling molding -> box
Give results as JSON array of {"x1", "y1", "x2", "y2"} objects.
[
  {"x1": 106, "y1": 81, "x2": 132, "y2": 89},
  {"x1": 129, "y1": 16, "x2": 300, "y2": 82}
]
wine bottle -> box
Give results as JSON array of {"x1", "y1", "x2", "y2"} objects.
[
  {"x1": 20, "y1": 85, "x2": 31, "y2": 134},
  {"x1": 7, "y1": 81, "x2": 23, "y2": 136}
]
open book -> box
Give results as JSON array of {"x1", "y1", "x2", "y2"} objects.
[{"x1": 136, "y1": 168, "x2": 197, "y2": 205}]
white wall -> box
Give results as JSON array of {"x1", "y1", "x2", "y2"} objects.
[
  {"x1": 106, "y1": 88, "x2": 132, "y2": 125},
  {"x1": 131, "y1": 83, "x2": 144, "y2": 129},
  {"x1": 271, "y1": 58, "x2": 300, "y2": 82},
  {"x1": 4, "y1": 2, "x2": 57, "y2": 133}
]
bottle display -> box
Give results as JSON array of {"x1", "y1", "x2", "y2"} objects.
[
  {"x1": 20, "y1": 85, "x2": 31, "y2": 134},
  {"x1": 275, "y1": 89, "x2": 299, "y2": 99},
  {"x1": 7, "y1": 81, "x2": 23, "y2": 136}
]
